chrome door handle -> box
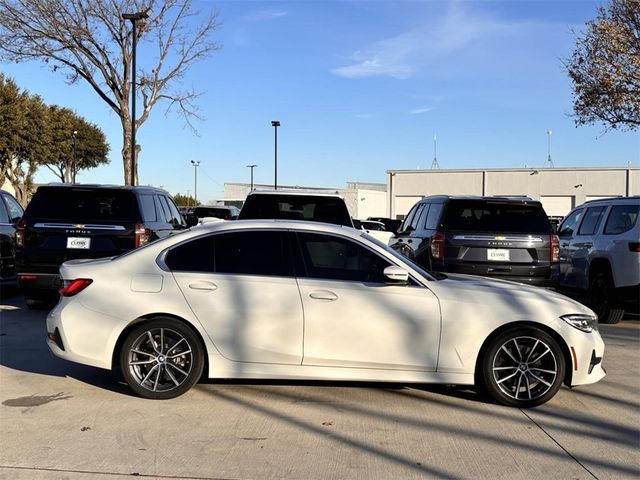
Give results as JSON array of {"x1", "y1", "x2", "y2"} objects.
[
  {"x1": 188, "y1": 281, "x2": 217, "y2": 291},
  {"x1": 309, "y1": 290, "x2": 338, "y2": 301}
]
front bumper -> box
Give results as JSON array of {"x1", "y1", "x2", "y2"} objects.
[{"x1": 567, "y1": 328, "x2": 606, "y2": 387}]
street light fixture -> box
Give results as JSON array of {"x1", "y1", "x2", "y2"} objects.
[
  {"x1": 122, "y1": 8, "x2": 151, "y2": 186},
  {"x1": 271, "y1": 120, "x2": 280, "y2": 190},
  {"x1": 246, "y1": 164, "x2": 258, "y2": 191},
  {"x1": 191, "y1": 160, "x2": 200, "y2": 206}
]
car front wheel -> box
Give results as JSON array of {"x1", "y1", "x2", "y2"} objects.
[
  {"x1": 480, "y1": 327, "x2": 565, "y2": 408},
  {"x1": 120, "y1": 318, "x2": 204, "y2": 399}
]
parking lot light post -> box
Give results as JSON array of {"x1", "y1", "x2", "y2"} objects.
[
  {"x1": 122, "y1": 8, "x2": 151, "y2": 186},
  {"x1": 191, "y1": 160, "x2": 200, "y2": 206},
  {"x1": 246, "y1": 164, "x2": 258, "y2": 191},
  {"x1": 271, "y1": 121, "x2": 280, "y2": 190}
]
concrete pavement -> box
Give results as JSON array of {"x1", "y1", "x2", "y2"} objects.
[{"x1": 1, "y1": 287, "x2": 638, "y2": 479}]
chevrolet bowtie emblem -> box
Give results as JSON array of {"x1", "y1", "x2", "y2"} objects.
[
  {"x1": 74, "y1": 224, "x2": 84, "y2": 229},
  {"x1": 496, "y1": 235, "x2": 505, "y2": 240}
]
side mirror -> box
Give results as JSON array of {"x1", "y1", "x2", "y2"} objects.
[
  {"x1": 383, "y1": 266, "x2": 409, "y2": 284},
  {"x1": 185, "y1": 215, "x2": 198, "y2": 227}
]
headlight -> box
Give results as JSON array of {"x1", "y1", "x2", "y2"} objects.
[{"x1": 561, "y1": 314, "x2": 598, "y2": 333}]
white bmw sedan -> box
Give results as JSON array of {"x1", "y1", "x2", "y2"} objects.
[{"x1": 46, "y1": 220, "x2": 605, "y2": 407}]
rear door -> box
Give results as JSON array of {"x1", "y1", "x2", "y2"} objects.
[
  {"x1": 564, "y1": 205, "x2": 608, "y2": 290},
  {"x1": 557, "y1": 207, "x2": 585, "y2": 288},
  {"x1": 168, "y1": 230, "x2": 304, "y2": 365},
  {"x1": 22, "y1": 187, "x2": 139, "y2": 270},
  {"x1": 442, "y1": 200, "x2": 552, "y2": 278}
]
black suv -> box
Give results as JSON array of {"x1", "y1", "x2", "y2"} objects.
[
  {"x1": 0, "y1": 189, "x2": 24, "y2": 285},
  {"x1": 16, "y1": 184, "x2": 186, "y2": 307},
  {"x1": 391, "y1": 196, "x2": 559, "y2": 286}
]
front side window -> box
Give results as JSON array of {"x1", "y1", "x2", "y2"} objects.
[
  {"x1": 412, "y1": 204, "x2": 428, "y2": 230},
  {"x1": 578, "y1": 206, "x2": 607, "y2": 235},
  {"x1": 165, "y1": 197, "x2": 185, "y2": 226},
  {"x1": 400, "y1": 204, "x2": 420, "y2": 232},
  {"x1": 604, "y1": 204, "x2": 639, "y2": 234},
  {"x1": 558, "y1": 209, "x2": 584, "y2": 237},
  {"x1": 0, "y1": 196, "x2": 9, "y2": 223},
  {"x1": 296, "y1": 232, "x2": 391, "y2": 283},
  {"x1": 3, "y1": 194, "x2": 23, "y2": 222}
]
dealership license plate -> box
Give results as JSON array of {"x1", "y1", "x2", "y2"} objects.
[
  {"x1": 487, "y1": 248, "x2": 510, "y2": 261},
  {"x1": 67, "y1": 237, "x2": 91, "y2": 249}
]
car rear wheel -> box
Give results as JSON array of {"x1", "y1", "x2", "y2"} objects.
[
  {"x1": 120, "y1": 318, "x2": 204, "y2": 399},
  {"x1": 480, "y1": 327, "x2": 565, "y2": 408},
  {"x1": 589, "y1": 271, "x2": 624, "y2": 324}
]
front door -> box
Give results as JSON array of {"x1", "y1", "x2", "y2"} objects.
[{"x1": 294, "y1": 232, "x2": 441, "y2": 371}]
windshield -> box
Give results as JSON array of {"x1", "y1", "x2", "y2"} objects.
[{"x1": 361, "y1": 233, "x2": 444, "y2": 281}]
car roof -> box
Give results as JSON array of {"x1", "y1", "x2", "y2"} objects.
[
  {"x1": 37, "y1": 183, "x2": 169, "y2": 194},
  {"x1": 420, "y1": 195, "x2": 540, "y2": 204},
  {"x1": 581, "y1": 196, "x2": 640, "y2": 206},
  {"x1": 190, "y1": 219, "x2": 359, "y2": 236},
  {"x1": 246, "y1": 189, "x2": 344, "y2": 199}
]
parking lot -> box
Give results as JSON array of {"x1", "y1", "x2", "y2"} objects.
[{"x1": 0, "y1": 287, "x2": 638, "y2": 480}]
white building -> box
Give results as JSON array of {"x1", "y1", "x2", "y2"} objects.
[{"x1": 386, "y1": 167, "x2": 639, "y2": 218}]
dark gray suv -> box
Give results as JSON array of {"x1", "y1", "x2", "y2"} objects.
[
  {"x1": 391, "y1": 196, "x2": 559, "y2": 287},
  {"x1": 15, "y1": 184, "x2": 186, "y2": 308}
]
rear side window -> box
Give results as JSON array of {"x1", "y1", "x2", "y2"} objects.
[
  {"x1": 411, "y1": 204, "x2": 427, "y2": 230},
  {"x1": 25, "y1": 188, "x2": 138, "y2": 222},
  {"x1": 239, "y1": 194, "x2": 352, "y2": 227},
  {"x1": 166, "y1": 231, "x2": 291, "y2": 276},
  {"x1": 577, "y1": 206, "x2": 607, "y2": 235},
  {"x1": 165, "y1": 236, "x2": 214, "y2": 272},
  {"x1": 215, "y1": 231, "x2": 292, "y2": 276},
  {"x1": 0, "y1": 196, "x2": 9, "y2": 223},
  {"x1": 443, "y1": 201, "x2": 550, "y2": 233},
  {"x1": 139, "y1": 195, "x2": 157, "y2": 222},
  {"x1": 425, "y1": 204, "x2": 443, "y2": 229},
  {"x1": 604, "y1": 204, "x2": 639, "y2": 234}
]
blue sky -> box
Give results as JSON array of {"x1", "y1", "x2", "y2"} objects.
[{"x1": 2, "y1": 0, "x2": 638, "y2": 202}]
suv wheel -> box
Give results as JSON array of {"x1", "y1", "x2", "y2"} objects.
[{"x1": 589, "y1": 271, "x2": 624, "y2": 324}]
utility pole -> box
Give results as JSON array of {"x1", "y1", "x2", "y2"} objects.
[
  {"x1": 71, "y1": 130, "x2": 77, "y2": 183},
  {"x1": 546, "y1": 130, "x2": 555, "y2": 168},
  {"x1": 247, "y1": 164, "x2": 258, "y2": 191}
]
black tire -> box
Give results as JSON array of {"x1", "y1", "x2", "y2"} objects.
[
  {"x1": 589, "y1": 271, "x2": 624, "y2": 324},
  {"x1": 119, "y1": 318, "x2": 204, "y2": 400},
  {"x1": 480, "y1": 326, "x2": 565, "y2": 408}
]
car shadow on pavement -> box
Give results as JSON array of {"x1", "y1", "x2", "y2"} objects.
[{"x1": 0, "y1": 291, "x2": 133, "y2": 397}]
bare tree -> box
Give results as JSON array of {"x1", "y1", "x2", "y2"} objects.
[
  {"x1": 565, "y1": 0, "x2": 640, "y2": 132},
  {"x1": 0, "y1": 0, "x2": 221, "y2": 185}
]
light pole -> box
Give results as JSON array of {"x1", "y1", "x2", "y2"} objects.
[
  {"x1": 546, "y1": 130, "x2": 554, "y2": 168},
  {"x1": 122, "y1": 8, "x2": 151, "y2": 186},
  {"x1": 71, "y1": 130, "x2": 77, "y2": 183},
  {"x1": 271, "y1": 120, "x2": 280, "y2": 190},
  {"x1": 191, "y1": 160, "x2": 200, "y2": 206},
  {"x1": 246, "y1": 164, "x2": 258, "y2": 191}
]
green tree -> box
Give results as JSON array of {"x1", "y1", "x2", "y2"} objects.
[
  {"x1": 43, "y1": 106, "x2": 110, "y2": 183},
  {"x1": 0, "y1": 0, "x2": 221, "y2": 186},
  {"x1": 173, "y1": 192, "x2": 197, "y2": 207},
  {"x1": 0, "y1": 74, "x2": 48, "y2": 206},
  {"x1": 566, "y1": 0, "x2": 640, "y2": 131}
]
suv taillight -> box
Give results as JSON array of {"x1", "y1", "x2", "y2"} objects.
[
  {"x1": 550, "y1": 234, "x2": 560, "y2": 262},
  {"x1": 629, "y1": 242, "x2": 640, "y2": 252},
  {"x1": 59, "y1": 279, "x2": 93, "y2": 297},
  {"x1": 430, "y1": 230, "x2": 445, "y2": 260},
  {"x1": 135, "y1": 223, "x2": 151, "y2": 248},
  {"x1": 15, "y1": 219, "x2": 26, "y2": 247}
]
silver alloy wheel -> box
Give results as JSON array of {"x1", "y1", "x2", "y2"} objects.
[
  {"x1": 492, "y1": 336, "x2": 558, "y2": 401},
  {"x1": 127, "y1": 328, "x2": 194, "y2": 393}
]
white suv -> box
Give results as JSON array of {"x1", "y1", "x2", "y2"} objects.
[{"x1": 557, "y1": 196, "x2": 640, "y2": 323}]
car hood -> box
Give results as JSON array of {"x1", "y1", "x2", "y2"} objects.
[{"x1": 436, "y1": 273, "x2": 595, "y2": 317}]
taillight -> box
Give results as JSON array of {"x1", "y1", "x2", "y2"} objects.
[
  {"x1": 59, "y1": 279, "x2": 93, "y2": 297},
  {"x1": 135, "y1": 223, "x2": 151, "y2": 248},
  {"x1": 15, "y1": 219, "x2": 26, "y2": 247},
  {"x1": 550, "y1": 234, "x2": 560, "y2": 262},
  {"x1": 629, "y1": 242, "x2": 640, "y2": 252},
  {"x1": 430, "y1": 230, "x2": 445, "y2": 260}
]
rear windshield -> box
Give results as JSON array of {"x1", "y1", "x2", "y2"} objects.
[
  {"x1": 443, "y1": 201, "x2": 550, "y2": 233},
  {"x1": 239, "y1": 194, "x2": 353, "y2": 227},
  {"x1": 26, "y1": 187, "x2": 139, "y2": 222}
]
